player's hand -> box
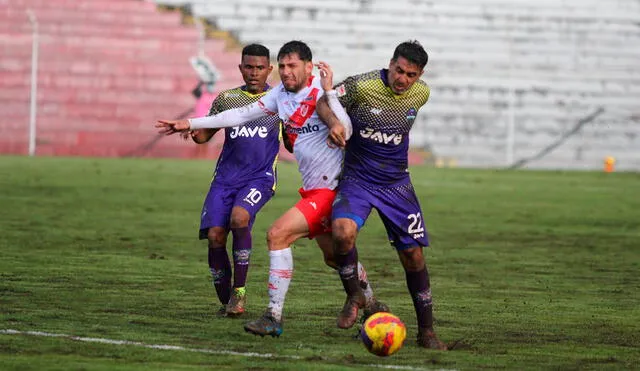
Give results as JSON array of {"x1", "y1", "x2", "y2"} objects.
[
  {"x1": 155, "y1": 119, "x2": 190, "y2": 135},
  {"x1": 316, "y1": 61, "x2": 334, "y2": 92},
  {"x1": 327, "y1": 124, "x2": 346, "y2": 149}
]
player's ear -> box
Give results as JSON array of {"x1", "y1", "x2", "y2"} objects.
[
  {"x1": 238, "y1": 64, "x2": 242, "y2": 74},
  {"x1": 268, "y1": 64, "x2": 274, "y2": 74},
  {"x1": 305, "y1": 60, "x2": 313, "y2": 74}
]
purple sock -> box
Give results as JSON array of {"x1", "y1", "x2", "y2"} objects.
[
  {"x1": 231, "y1": 226, "x2": 252, "y2": 288},
  {"x1": 336, "y1": 247, "x2": 360, "y2": 295},
  {"x1": 208, "y1": 247, "x2": 231, "y2": 305},
  {"x1": 406, "y1": 266, "x2": 434, "y2": 329}
]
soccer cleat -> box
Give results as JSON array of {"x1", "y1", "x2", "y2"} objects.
[
  {"x1": 244, "y1": 311, "x2": 283, "y2": 337},
  {"x1": 215, "y1": 305, "x2": 227, "y2": 317},
  {"x1": 361, "y1": 298, "x2": 390, "y2": 323},
  {"x1": 337, "y1": 291, "x2": 366, "y2": 329},
  {"x1": 225, "y1": 288, "x2": 246, "y2": 317},
  {"x1": 417, "y1": 328, "x2": 448, "y2": 350}
]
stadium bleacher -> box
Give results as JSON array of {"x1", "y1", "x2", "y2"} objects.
[
  {"x1": 1, "y1": 0, "x2": 638, "y2": 169},
  {"x1": 0, "y1": 0, "x2": 246, "y2": 159},
  {"x1": 155, "y1": 0, "x2": 640, "y2": 169}
]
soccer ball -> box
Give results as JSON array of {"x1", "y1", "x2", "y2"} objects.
[{"x1": 360, "y1": 312, "x2": 406, "y2": 357}]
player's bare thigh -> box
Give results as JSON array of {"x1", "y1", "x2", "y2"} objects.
[{"x1": 267, "y1": 206, "x2": 310, "y2": 251}]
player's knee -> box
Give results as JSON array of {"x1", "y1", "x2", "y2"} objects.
[
  {"x1": 230, "y1": 207, "x2": 250, "y2": 229},
  {"x1": 207, "y1": 227, "x2": 227, "y2": 248},
  {"x1": 230, "y1": 214, "x2": 250, "y2": 229},
  {"x1": 399, "y1": 247, "x2": 425, "y2": 272},
  {"x1": 266, "y1": 224, "x2": 289, "y2": 249},
  {"x1": 332, "y1": 221, "x2": 356, "y2": 252}
]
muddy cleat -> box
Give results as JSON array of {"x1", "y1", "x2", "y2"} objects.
[
  {"x1": 337, "y1": 292, "x2": 366, "y2": 329},
  {"x1": 361, "y1": 298, "x2": 390, "y2": 322},
  {"x1": 244, "y1": 312, "x2": 283, "y2": 337},
  {"x1": 215, "y1": 306, "x2": 227, "y2": 317},
  {"x1": 417, "y1": 328, "x2": 448, "y2": 350},
  {"x1": 226, "y1": 287, "x2": 246, "y2": 317}
]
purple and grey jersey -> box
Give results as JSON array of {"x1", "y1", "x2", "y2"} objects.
[
  {"x1": 334, "y1": 69, "x2": 430, "y2": 187},
  {"x1": 209, "y1": 86, "x2": 282, "y2": 188}
]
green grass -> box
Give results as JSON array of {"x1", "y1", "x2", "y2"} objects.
[{"x1": 1, "y1": 155, "x2": 639, "y2": 370}]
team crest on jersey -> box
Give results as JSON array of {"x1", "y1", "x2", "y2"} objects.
[
  {"x1": 406, "y1": 108, "x2": 417, "y2": 125},
  {"x1": 287, "y1": 87, "x2": 319, "y2": 127},
  {"x1": 300, "y1": 104, "x2": 309, "y2": 117}
]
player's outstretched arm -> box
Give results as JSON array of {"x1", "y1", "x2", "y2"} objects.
[
  {"x1": 156, "y1": 102, "x2": 268, "y2": 135},
  {"x1": 156, "y1": 119, "x2": 190, "y2": 135}
]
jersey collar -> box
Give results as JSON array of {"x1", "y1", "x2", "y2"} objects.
[
  {"x1": 380, "y1": 69, "x2": 390, "y2": 87},
  {"x1": 240, "y1": 83, "x2": 270, "y2": 97}
]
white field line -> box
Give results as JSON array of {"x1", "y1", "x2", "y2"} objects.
[{"x1": 1, "y1": 329, "x2": 456, "y2": 371}]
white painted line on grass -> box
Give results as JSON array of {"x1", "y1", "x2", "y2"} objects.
[
  {"x1": 1, "y1": 329, "x2": 455, "y2": 371},
  {"x1": 1, "y1": 329, "x2": 288, "y2": 359}
]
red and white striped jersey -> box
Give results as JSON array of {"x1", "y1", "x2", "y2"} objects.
[{"x1": 259, "y1": 76, "x2": 343, "y2": 191}]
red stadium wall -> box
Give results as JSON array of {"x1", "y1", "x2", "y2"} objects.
[{"x1": 0, "y1": 0, "x2": 293, "y2": 160}]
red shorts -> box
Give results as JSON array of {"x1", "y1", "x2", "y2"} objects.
[{"x1": 295, "y1": 187, "x2": 337, "y2": 238}]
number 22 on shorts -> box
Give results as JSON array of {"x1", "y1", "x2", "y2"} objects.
[{"x1": 407, "y1": 212, "x2": 425, "y2": 239}]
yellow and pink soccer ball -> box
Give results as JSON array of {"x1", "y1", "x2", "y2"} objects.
[{"x1": 360, "y1": 312, "x2": 407, "y2": 357}]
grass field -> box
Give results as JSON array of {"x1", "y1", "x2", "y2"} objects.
[{"x1": 1, "y1": 155, "x2": 639, "y2": 370}]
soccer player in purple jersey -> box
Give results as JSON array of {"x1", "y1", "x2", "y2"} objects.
[
  {"x1": 185, "y1": 44, "x2": 281, "y2": 317},
  {"x1": 316, "y1": 41, "x2": 448, "y2": 350}
]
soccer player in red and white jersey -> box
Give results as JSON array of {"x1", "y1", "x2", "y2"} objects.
[{"x1": 156, "y1": 41, "x2": 387, "y2": 337}]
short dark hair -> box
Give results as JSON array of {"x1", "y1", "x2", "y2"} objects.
[
  {"x1": 242, "y1": 43, "x2": 270, "y2": 59},
  {"x1": 277, "y1": 40, "x2": 312, "y2": 62},
  {"x1": 392, "y1": 40, "x2": 428, "y2": 69}
]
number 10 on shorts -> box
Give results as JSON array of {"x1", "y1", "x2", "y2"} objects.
[{"x1": 244, "y1": 188, "x2": 263, "y2": 206}]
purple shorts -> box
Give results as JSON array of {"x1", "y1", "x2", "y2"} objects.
[
  {"x1": 199, "y1": 180, "x2": 274, "y2": 239},
  {"x1": 331, "y1": 179, "x2": 429, "y2": 250}
]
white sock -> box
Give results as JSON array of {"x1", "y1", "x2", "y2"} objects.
[
  {"x1": 358, "y1": 262, "x2": 375, "y2": 304},
  {"x1": 267, "y1": 248, "x2": 293, "y2": 321}
]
